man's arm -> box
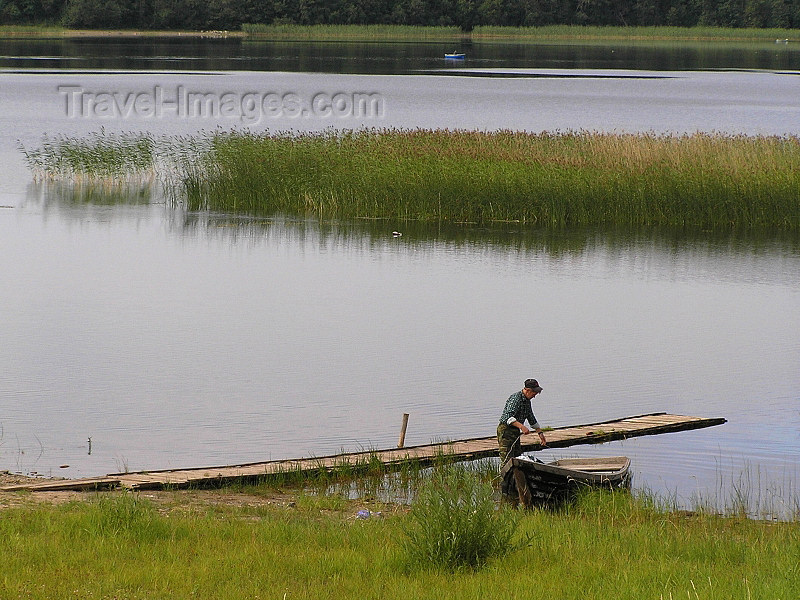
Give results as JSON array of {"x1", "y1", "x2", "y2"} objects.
[
  {"x1": 511, "y1": 420, "x2": 547, "y2": 446},
  {"x1": 509, "y1": 420, "x2": 529, "y2": 434}
]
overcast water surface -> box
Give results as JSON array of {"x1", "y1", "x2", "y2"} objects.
[{"x1": 0, "y1": 38, "x2": 798, "y2": 516}]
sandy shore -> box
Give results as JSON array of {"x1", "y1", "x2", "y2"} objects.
[
  {"x1": 0, "y1": 28, "x2": 245, "y2": 38},
  {"x1": 0, "y1": 470, "x2": 332, "y2": 514}
]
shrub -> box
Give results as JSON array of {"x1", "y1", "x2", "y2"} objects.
[
  {"x1": 402, "y1": 464, "x2": 520, "y2": 570},
  {"x1": 77, "y1": 494, "x2": 173, "y2": 542}
]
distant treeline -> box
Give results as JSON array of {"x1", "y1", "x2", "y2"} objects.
[{"x1": 2, "y1": 0, "x2": 800, "y2": 31}]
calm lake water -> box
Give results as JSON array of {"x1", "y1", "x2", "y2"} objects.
[{"x1": 1, "y1": 38, "x2": 798, "y2": 516}]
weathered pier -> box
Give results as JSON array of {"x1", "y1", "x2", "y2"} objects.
[{"x1": 0, "y1": 412, "x2": 725, "y2": 492}]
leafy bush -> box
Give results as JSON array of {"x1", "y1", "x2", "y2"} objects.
[{"x1": 402, "y1": 464, "x2": 521, "y2": 570}]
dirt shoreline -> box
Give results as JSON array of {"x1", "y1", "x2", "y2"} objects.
[
  {"x1": 0, "y1": 471, "x2": 42, "y2": 487},
  {"x1": 0, "y1": 471, "x2": 81, "y2": 508},
  {"x1": 0, "y1": 471, "x2": 390, "y2": 517},
  {"x1": 0, "y1": 29, "x2": 244, "y2": 38}
]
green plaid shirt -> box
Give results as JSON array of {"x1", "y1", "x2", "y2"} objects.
[{"x1": 499, "y1": 390, "x2": 540, "y2": 429}]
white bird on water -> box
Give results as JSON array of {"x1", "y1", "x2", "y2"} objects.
[{"x1": 392, "y1": 231, "x2": 402, "y2": 237}]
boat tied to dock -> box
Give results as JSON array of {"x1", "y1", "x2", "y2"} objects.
[{"x1": 501, "y1": 455, "x2": 632, "y2": 507}]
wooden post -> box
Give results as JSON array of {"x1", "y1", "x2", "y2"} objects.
[{"x1": 397, "y1": 413, "x2": 410, "y2": 448}]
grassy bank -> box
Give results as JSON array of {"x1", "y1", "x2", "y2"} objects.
[
  {"x1": 472, "y1": 24, "x2": 800, "y2": 41},
  {"x1": 181, "y1": 130, "x2": 800, "y2": 230},
  {"x1": 1, "y1": 483, "x2": 797, "y2": 599},
  {"x1": 2, "y1": 24, "x2": 798, "y2": 41},
  {"x1": 0, "y1": 25, "x2": 244, "y2": 37},
  {"x1": 241, "y1": 23, "x2": 800, "y2": 42},
  {"x1": 23, "y1": 130, "x2": 800, "y2": 230}
]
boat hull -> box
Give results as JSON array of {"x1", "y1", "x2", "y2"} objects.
[{"x1": 501, "y1": 456, "x2": 631, "y2": 506}]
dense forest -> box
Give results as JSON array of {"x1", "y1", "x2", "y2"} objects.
[{"x1": 2, "y1": 0, "x2": 799, "y2": 31}]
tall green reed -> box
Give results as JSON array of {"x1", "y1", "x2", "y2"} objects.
[
  {"x1": 181, "y1": 129, "x2": 800, "y2": 230},
  {"x1": 239, "y1": 23, "x2": 800, "y2": 42},
  {"x1": 21, "y1": 130, "x2": 156, "y2": 181},
  {"x1": 241, "y1": 23, "x2": 464, "y2": 39},
  {"x1": 401, "y1": 463, "x2": 522, "y2": 571},
  {"x1": 78, "y1": 493, "x2": 173, "y2": 541},
  {"x1": 21, "y1": 129, "x2": 800, "y2": 230}
]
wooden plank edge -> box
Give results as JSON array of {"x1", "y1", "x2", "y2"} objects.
[
  {"x1": 0, "y1": 477, "x2": 122, "y2": 492},
  {"x1": 521, "y1": 417, "x2": 727, "y2": 449}
]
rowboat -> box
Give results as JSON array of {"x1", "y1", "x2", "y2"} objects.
[
  {"x1": 444, "y1": 53, "x2": 465, "y2": 60},
  {"x1": 500, "y1": 455, "x2": 631, "y2": 506}
]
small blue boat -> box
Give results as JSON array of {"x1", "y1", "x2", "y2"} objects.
[{"x1": 444, "y1": 52, "x2": 465, "y2": 60}]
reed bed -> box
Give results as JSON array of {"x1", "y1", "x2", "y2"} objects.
[
  {"x1": 2, "y1": 24, "x2": 797, "y2": 42},
  {"x1": 182, "y1": 129, "x2": 800, "y2": 230},
  {"x1": 471, "y1": 24, "x2": 800, "y2": 41},
  {"x1": 241, "y1": 23, "x2": 466, "y2": 40},
  {"x1": 21, "y1": 130, "x2": 156, "y2": 182},
  {"x1": 240, "y1": 24, "x2": 800, "y2": 42},
  {"x1": 22, "y1": 129, "x2": 800, "y2": 230}
]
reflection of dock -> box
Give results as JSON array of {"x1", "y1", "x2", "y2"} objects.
[{"x1": 1, "y1": 413, "x2": 725, "y2": 492}]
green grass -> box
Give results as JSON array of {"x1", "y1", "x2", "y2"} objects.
[
  {"x1": 0, "y1": 25, "x2": 246, "y2": 37},
  {"x1": 402, "y1": 464, "x2": 519, "y2": 570},
  {"x1": 1, "y1": 23, "x2": 798, "y2": 42},
  {"x1": 21, "y1": 129, "x2": 800, "y2": 230},
  {"x1": 21, "y1": 130, "x2": 156, "y2": 181},
  {"x1": 239, "y1": 23, "x2": 800, "y2": 42},
  {"x1": 0, "y1": 483, "x2": 797, "y2": 600},
  {"x1": 472, "y1": 24, "x2": 800, "y2": 41},
  {"x1": 0, "y1": 24, "x2": 66, "y2": 34},
  {"x1": 181, "y1": 129, "x2": 800, "y2": 230},
  {"x1": 2, "y1": 24, "x2": 798, "y2": 42},
  {"x1": 241, "y1": 23, "x2": 467, "y2": 40}
]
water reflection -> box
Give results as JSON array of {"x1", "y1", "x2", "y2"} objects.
[
  {"x1": 174, "y1": 209, "x2": 800, "y2": 268},
  {"x1": 5, "y1": 37, "x2": 800, "y2": 513},
  {"x1": 2, "y1": 37, "x2": 800, "y2": 73},
  {"x1": 4, "y1": 189, "x2": 799, "y2": 517},
  {"x1": 27, "y1": 179, "x2": 158, "y2": 206},
  {"x1": 25, "y1": 180, "x2": 800, "y2": 281}
]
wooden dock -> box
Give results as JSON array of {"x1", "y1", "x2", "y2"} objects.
[{"x1": 0, "y1": 412, "x2": 725, "y2": 492}]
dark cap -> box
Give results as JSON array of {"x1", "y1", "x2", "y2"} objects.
[{"x1": 524, "y1": 378, "x2": 543, "y2": 393}]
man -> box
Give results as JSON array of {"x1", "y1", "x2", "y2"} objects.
[
  {"x1": 497, "y1": 378, "x2": 547, "y2": 464},
  {"x1": 497, "y1": 378, "x2": 548, "y2": 508}
]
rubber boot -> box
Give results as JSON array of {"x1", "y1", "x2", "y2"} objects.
[{"x1": 513, "y1": 467, "x2": 533, "y2": 508}]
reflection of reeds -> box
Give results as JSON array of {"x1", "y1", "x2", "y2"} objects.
[
  {"x1": 22, "y1": 129, "x2": 800, "y2": 230},
  {"x1": 27, "y1": 180, "x2": 158, "y2": 206}
]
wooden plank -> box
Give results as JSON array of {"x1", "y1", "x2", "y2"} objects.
[
  {"x1": 0, "y1": 477, "x2": 121, "y2": 492},
  {"x1": 623, "y1": 417, "x2": 685, "y2": 426},
  {"x1": 517, "y1": 415, "x2": 726, "y2": 452},
  {"x1": 631, "y1": 415, "x2": 695, "y2": 425},
  {"x1": 614, "y1": 420, "x2": 670, "y2": 429},
  {"x1": 0, "y1": 413, "x2": 725, "y2": 492}
]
